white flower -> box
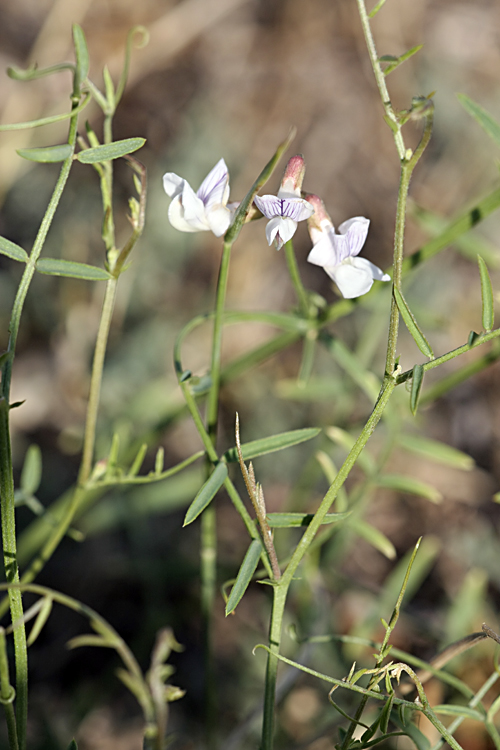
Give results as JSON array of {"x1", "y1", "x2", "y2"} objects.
[
  {"x1": 254, "y1": 155, "x2": 314, "y2": 250},
  {"x1": 306, "y1": 194, "x2": 390, "y2": 299},
  {"x1": 163, "y1": 158, "x2": 232, "y2": 237}
]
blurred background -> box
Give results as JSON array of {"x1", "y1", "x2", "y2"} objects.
[{"x1": 1, "y1": 0, "x2": 500, "y2": 748}]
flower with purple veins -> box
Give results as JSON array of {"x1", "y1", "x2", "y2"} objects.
[
  {"x1": 163, "y1": 158, "x2": 232, "y2": 237},
  {"x1": 306, "y1": 194, "x2": 390, "y2": 299},
  {"x1": 254, "y1": 155, "x2": 314, "y2": 250}
]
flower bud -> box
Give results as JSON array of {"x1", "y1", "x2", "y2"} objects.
[
  {"x1": 305, "y1": 193, "x2": 333, "y2": 243},
  {"x1": 279, "y1": 155, "x2": 306, "y2": 198}
]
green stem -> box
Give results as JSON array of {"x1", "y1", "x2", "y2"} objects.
[
  {"x1": 260, "y1": 583, "x2": 288, "y2": 750},
  {"x1": 259, "y1": 376, "x2": 396, "y2": 749},
  {"x1": 78, "y1": 278, "x2": 118, "y2": 485},
  {"x1": 0, "y1": 100, "x2": 81, "y2": 750},
  {"x1": 283, "y1": 240, "x2": 309, "y2": 316},
  {"x1": 0, "y1": 402, "x2": 26, "y2": 750},
  {"x1": 356, "y1": 0, "x2": 405, "y2": 159},
  {"x1": 203, "y1": 239, "x2": 233, "y2": 750},
  {"x1": 206, "y1": 241, "x2": 232, "y2": 439},
  {"x1": 0, "y1": 627, "x2": 18, "y2": 750},
  {"x1": 396, "y1": 326, "x2": 500, "y2": 385}
]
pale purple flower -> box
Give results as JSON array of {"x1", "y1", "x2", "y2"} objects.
[
  {"x1": 254, "y1": 155, "x2": 314, "y2": 250},
  {"x1": 163, "y1": 158, "x2": 232, "y2": 237},
  {"x1": 306, "y1": 194, "x2": 390, "y2": 299}
]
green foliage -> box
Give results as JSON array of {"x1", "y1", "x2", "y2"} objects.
[
  {"x1": 36, "y1": 258, "x2": 111, "y2": 280},
  {"x1": 76, "y1": 137, "x2": 146, "y2": 163},
  {"x1": 16, "y1": 144, "x2": 73, "y2": 162}
]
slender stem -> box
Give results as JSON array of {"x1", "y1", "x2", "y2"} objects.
[
  {"x1": 78, "y1": 278, "x2": 118, "y2": 485},
  {"x1": 384, "y1": 161, "x2": 412, "y2": 376},
  {"x1": 259, "y1": 377, "x2": 396, "y2": 750},
  {"x1": 260, "y1": 584, "x2": 288, "y2": 750},
  {"x1": 206, "y1": 241, "x2": 233, "y2": 439},
  {"x1": 356, "y1": 0, "x2": 405, "y2": 159},
  {"x1": 0, "y1": 402, "x2": 27, "y2": 750},
  {"x1": 1, "y1": 109, "x2": 79, "y2": 400},
  {"x1": 396, "y1": 325, "x2": 500, "y2": 385},
  {"x1": 283, "y1": 376, "x2": 395, "y2": 586},
  {"x1": 0, "y1": 627, "x2": 18, "y2": 750},
  {"x1": 283, "y1": 240, "x2": 309, "y2": 317},
  {"x1": 203, "y1": 239, "x2": 233, "y2": 750},
  {"x1": 0, "y1": 100, "x2": 81, "y2": 750}
]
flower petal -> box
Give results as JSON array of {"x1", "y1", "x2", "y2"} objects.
[
  {"x1": 264, "y1": 216, "x2": 298, "y2": 249},
  {"x1": 179, "y1": 181, "x2": 210, "y2": 231},
  {"x1": 163, "y1": 172, "x2": 185, "y2": 198},
  {"x1": 206, "y1": 205, "x2": 232, "y2": 237},
  {"x1": 281, "y1": 198, "x2": 314, "y2": 222},
  {"x1": 197, "y1": 158, "x2": 230, "y2": 209},
  {"x1": 254, "y1": 195, "x2": 283, "y2": 219},
  {"x1": 307, "y1": 232, "x2": 337, "y2": 267},
  {"x1": 328, "y1": 257, "x2": 389, "y2": 299},
  {"x1": 168, "y1": 195, "x2": 202, "y2": 233},
  {"x1": 336, "y1": 217, "x2": 370, "y2": 258}
]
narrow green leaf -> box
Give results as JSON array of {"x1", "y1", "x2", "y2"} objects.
[
  {"x1": 72, "y1": 24, "x2": 89, "y2": 90},
  {"x1": 225, "y1": 539, "x2": 262, "y2": 615},
  {"x1": 382, "y1": 45, "x2": 423, "y2": 75},
  {"x1": 477, "y1": 255, "x2": 494, "y2": 332},
  {"x1": 350, "y1": 519, "x2": 396, "y2": 559},
  {"x1": 224, "y1": 427, "x2": 320, "y2": 463},
  {"x1": 410, "y1": 363, "x2": 424, "y2": 416},
  {"x1": 468, "y1": 330, "x2": 480, "y2": 346},
  {"x1": 0, "y1": 94, "x2": 90, "y2": 132},
  {"x1": 103, "y1": 66, "x2": 115, "y2": 109},
  {"x1": 379, "y1": 693, "x2": 394, "y2": 734},
  {"x1": 67, "y1": 635, "x2": 111, "y2": 649},
  {"x1": 183, "y1": 462, "x2": 228, "y2": 526},
  {"x1": 0, "y1": 236, "x2": 28, "y2": 262},
  {"x1": 368, "y1": 0, "x2": 387, "y2": 18},
  {"x1": 128, "y1": 443, "x2": 148, "y2": 477},
  {"x1": 20, "y1": 444, "x2": 42, "y2": 496},
  {"x1": 394, "y1": 288, "x2": 434, "y2": 358},
  {"x1": 391, "y1": 711, "x2": 429, "y2": 750},
  {"x1": 432, "y1": 704, "x2": 485, "y2": 722},
  {"x1": 67, "y1": 741, "x2": 78, "y2": 750},
  {"x1": 225, "y1": 127, "x2": 296, "y2": 244},
  {"x1": 399, "y1": 434, "x2": 474, "y2": 470},
  {"x1": 266, "y1": 511, "x2": 350, "y2": 528},
  {"x1": 76, "y1": 137, "x2": 145, "y2": 163},
  {"x1": 36, "y1": 258, "x2": 111, "y2": 280},
  {"x1": 17, "y1": 144, "x2": 73, "y2": 163},
  {"x1": 27, "y1": 597, "x2": 53, "y2": 647},
  {"x1": 458, "y1": 94, "x2": 500, "y2": 149},
  {"x1": 375, "y1": 474, "x2": 442, "y2": 503},
  {"x1": 154, "y1": 447, "x2": 164, "y2": 475}
]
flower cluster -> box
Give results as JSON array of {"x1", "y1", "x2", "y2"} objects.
[{"x1": 162, "y1": 155, "x2": 390, "y2": 298}]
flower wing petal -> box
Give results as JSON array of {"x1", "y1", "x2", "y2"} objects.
[
  {"x1": 206, "y1": 205, "x2": 232, "y2": 237},
  {"x1": 337, "y1": 217, "x2": 370, "y2": 258},
  {"x1": 254, "y1": 195, "x2": 283, "y2": 219},
  {"x1": 281, "y1": 198, "x2": 314, "y2": 222},
  {"x1": 329, "y1": 257, "x2": 389, "y2": 299},
  {"x1": 163, "y1": 172, "x2": 185, "y2": 198},
  {"x1": 307, "y1": 233, "x2": 337, "y2": 267},
  {"x1": 197, "y1": 159, "x2": 229, "y2": 209},
  {"x1": 168, "y1": 195, "x2": 201, "y2": 233},
  {"x1": 180, "y1": 181, "x2": 209, "y2": 231}
]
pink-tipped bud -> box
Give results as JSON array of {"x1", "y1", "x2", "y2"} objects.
[
  {"x1": 279, "y1": 155, "x2": 306, "y2": 198},
  {"x1": 305, "y1": 193, "x2": 333, "y2": 234}
]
